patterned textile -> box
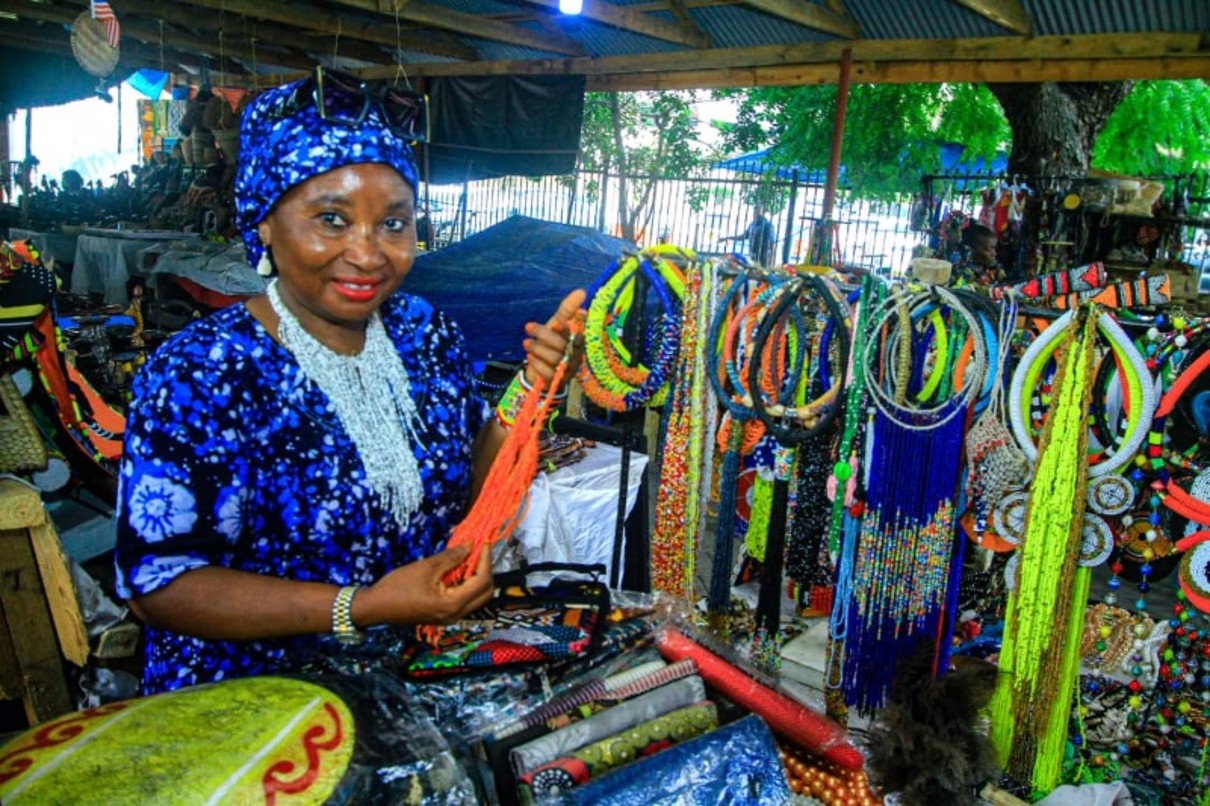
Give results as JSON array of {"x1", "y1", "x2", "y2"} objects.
[
  {"x1": 233, "y1": 78, "x2": 420, "y2": 269},
  {"x1": 517, "y1": 699, "x2": 718, "y2": 803},
  {"x1": 553, "y1": 715, "x2": 791, "y2": 806},
  {"x1": 510, "y1": 675, "x2": 706, "y2": 777},
  {"x1": 402, "y1": 577, "x2": 608, "y2": 677},
  {"x1": 114, "y1": 293, "x2": 489, "y2": 694}
]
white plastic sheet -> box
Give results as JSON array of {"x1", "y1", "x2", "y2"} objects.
[{"x1": 512, "y1": 443, "x2": 648, "y2": 584}]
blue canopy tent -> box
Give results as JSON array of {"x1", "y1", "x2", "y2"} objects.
[{"x1": 711, "y1": 148, "x2": 840, "y2": 186}]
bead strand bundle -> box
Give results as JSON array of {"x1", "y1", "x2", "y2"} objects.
[
  {"x1": 652, "y1": 255, "x2": 711, "y2": 598},
  {"x1": 434, "y1": 316, "x2": 584, "y2": 590},
  {"x1": 990, "y1": 307, "x2": 1098, "y2": 794}
]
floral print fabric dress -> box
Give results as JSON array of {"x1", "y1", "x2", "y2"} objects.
[{"x1": 114, "y1": 292, "x2": 488, "y2": 694}]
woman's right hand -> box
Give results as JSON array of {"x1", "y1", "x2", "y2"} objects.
[{"x1": 352, "y1": 545, "x2": 494, "y2": 627}]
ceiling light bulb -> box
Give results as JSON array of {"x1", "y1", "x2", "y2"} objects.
[{"x1": 559, "y1": 0, "x2": 583, "y2": 14}]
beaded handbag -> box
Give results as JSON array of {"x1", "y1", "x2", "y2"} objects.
[
  {"x1": 0, "y1": 373, "x2": 48, "y2": 474},
  {"x1": 401, "y1": 562, "x2": 610, "y2": 678},
  {"x1": 965, "y1": 410, "x2": 1030, "y2": 506}
]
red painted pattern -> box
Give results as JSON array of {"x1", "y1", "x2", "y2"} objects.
[
  {"x1": 0, "y1": 702, "x2": 131, "y2": 785},
  {"x1": 262, "y1": 703, "x2": 345, "y2": 804}
]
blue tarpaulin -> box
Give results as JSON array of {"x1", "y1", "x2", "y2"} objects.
[{"x1": 405, "y1": 215, "x2": 634, "y2": 363}]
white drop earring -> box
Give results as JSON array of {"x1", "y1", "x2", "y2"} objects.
[{"x1": 257, "y1": 247, "x2": 273, "y2": 277}]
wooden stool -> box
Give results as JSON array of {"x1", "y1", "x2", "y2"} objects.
[{"x1": 0, "y1": 479, "x2": 89, "y2": 725}]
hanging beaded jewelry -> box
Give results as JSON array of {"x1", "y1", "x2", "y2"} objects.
[
  {"x1": 652, "y1": 256, "x2": 711, "y2": 599},
  {"x1": 578, "y1": 247, "x2": 688, "y2": 411},
  {"x1": 1008, "y1": 308, "x2": 1156, "y2": 479}
]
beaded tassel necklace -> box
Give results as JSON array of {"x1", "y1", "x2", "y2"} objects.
[
  {"x1": 652, "y1": 257, "x2": 710, "y2": 599},
  {"x1": 988, "y1": 307, "x2": 1098, "y2": 794},
  {"x1": 824, "y1": 274, "x2": 884, "y2": 723},
  {"x1": 704, "y1": 272, "x2": 779, "y2": 623},
  {"x1": 268, "y1": 280, "x2": 424, "y2": 529},
  {"x1": 435, "y1": 316, "x2": 584, "y2": 591},
  {"x1": 840, "y1": 396, "x2": 967, "y2": 711},
  {"x1": 835, "y1": 283, "x2": 984, "y2": 712}
]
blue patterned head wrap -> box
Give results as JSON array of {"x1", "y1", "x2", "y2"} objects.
[{"x1": 234, "y1": 79, "x2": 420, "y2": 269}]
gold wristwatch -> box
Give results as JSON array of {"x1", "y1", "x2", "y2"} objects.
[{"x1": 331, "y1": 585, "x2": 365, "y2": 645}]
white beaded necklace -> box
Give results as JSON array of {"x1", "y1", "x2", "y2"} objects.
[{"x1": 268, "y1": 279, "x2": 424, "y2": 528}]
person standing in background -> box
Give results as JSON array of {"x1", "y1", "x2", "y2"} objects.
[{"x1": 719, "y1": 205, "x2": 776, "y2": 266}]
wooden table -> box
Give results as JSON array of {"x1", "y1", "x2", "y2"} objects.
[{"x1": 0, "y1": 479, "x2": 89, "y2": 725}]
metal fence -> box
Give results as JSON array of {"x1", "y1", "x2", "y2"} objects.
[
  {"x1": 419, "y1": 167, "x2": 922, "y2": 275},
  {"x1": 419, "y1": 167, "x2": 1210, "y2": 285}
]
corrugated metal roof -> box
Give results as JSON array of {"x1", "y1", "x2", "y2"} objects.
[
  {"x1": 560, "y1": 18, "x2": 686, "y2": 56},
  {"x1": 347, "y1": 1, "x2": 1210, "y2": 65},
  {"x1": 845, "y1": 0, "x2": 1008, "y2": 40},
  {"x1": 691, "y1": 6, "x2": 838, "y2": 49},
  {"x1": 1026, "y1": 0, "x2": 1210, "y2": 35}
]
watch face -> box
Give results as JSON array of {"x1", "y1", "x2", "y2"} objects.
[{"x1": 334, "y1": 629, "x2": 365, "y2": 646}]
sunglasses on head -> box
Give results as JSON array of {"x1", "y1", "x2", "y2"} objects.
[{"x1": 276, "y1": 66, "x2": 429, "y2": 143}]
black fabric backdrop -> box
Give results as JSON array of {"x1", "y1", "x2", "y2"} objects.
[
  {"x1": 0, "y1": 48, "x2": 132, "y2": 115},
  {"x1": 424, "y1": 75, "x2": 585, "y2": 185}
]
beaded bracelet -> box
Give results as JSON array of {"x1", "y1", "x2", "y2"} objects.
[{"x1": 495, "y1": 369, "x2": 568, "y2": 427}]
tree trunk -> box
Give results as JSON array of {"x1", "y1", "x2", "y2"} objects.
[
  {"x1": 988, "y1": 81, "x2": 1132, "y2": 176},
  {"x1": 608, "y1": 93, "x2": 634, "y2": 242}
]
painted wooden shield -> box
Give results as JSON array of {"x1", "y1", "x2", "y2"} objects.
[{"x1": 0, "y1": 676, "x2": 355, "y2": 804}]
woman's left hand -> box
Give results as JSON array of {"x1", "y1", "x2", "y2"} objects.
[{"x1": 522, "y1": 289, "x2": 586, "y2": 388}]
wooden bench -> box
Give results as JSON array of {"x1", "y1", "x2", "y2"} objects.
[{"x1": 0, "y1": 479, "x2": 89, "y2": 725}]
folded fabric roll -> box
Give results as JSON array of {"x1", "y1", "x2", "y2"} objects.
[
  {"x1": 518, "y1": 699, "x2": 718, "y2": 803},
  {"x1": 656, "y1": 627, "x2": 864, "y2": 770},
  {"x1": 551, "y1": 714, "x2": 791, "y2": 806},
  {"x1": 603, "y1": 659, "x2": 697, "y2": 701},
  {"x1": 510, "y1": 674, "x2": 706, "y2": 777},
  {"x1": 602, "y1": 660, "x2": 667, "y2": 690}
]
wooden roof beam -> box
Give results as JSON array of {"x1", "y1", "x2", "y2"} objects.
[
  {"x1": 512, "y1": 0, "x2": 710, "y2": 48},
  {"x1": 174, "y1": 0, "x2": 480, "y2": 61},
  {"x1": 589, "y1": 55, "x2": 1210, "y2": 91},
  {"x1": 666, "y1": 0, "x2": 712, "y2": 47},
  {"x1": 5, "y1": 0, "x2": 317, "y2": 72},
  {"x1": 365, "y1": 32, "x2": 1203, "y2": 79},
  {"x1": 736, "y1": 0, "x2": 859, "y2": 39},
  {"x1": 113, "y1": 0, "x2": 397, "y2": 65},
  {"x1": 948, "y1": 1, "x2": 1033, "y2": 36},
  {"x1": 328, "y1": 0, "x2": 584, "y2": 56}
]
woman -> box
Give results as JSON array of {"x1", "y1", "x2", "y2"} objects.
[{"x1": 114, "y1": 73, "x2": 584, "y2": 694}]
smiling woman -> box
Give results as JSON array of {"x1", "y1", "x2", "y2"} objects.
[{"x1": 112, "y1": 70, "x2": 585, "y2": 695}]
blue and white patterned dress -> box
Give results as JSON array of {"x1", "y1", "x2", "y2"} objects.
[{"x1": 114, "y1": 292, "x2": 488, "y2": 694}]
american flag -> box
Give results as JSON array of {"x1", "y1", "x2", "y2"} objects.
[{"x1": 90, "y1": 0, "x2": 120, "y2": 49}]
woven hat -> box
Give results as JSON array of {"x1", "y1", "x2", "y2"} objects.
[{"x1": 71, "y1": 11, "x2": 119, "y2": 78}]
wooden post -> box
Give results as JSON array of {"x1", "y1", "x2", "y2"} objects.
[{"x1": 820, "y1": 48, "x2": 852, "y2": 225}]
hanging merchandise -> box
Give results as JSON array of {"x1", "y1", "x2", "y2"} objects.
[
  {"x1": 745, "y1": 273, "x2": 852, "y2": 652},
  {"x1": 701, "y1": 271, "x2": 783, "y2": 623},
  {"x1": 990, "y1": 308, "x2": 1099, "y2": 794},
  {"x1": 651, "y1": 253, "x2": 712, "y2": 599},
  {"x1": 963, "y1": 295, "x2": 1029, "y2": 551},
  {"x1": 578, "y1": 246, "x2": 687, "y2": 412},
  {"x1": 838, "y1": 285, "x2": 988, "y2": 712}
]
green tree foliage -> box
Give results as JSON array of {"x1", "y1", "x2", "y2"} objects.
[
  {"x1": 715, "y1": 83, "x2": 1009, "y2": 201},
  {"x1": 1092, "y1": 80, "x2": 1210, "y2": 176},
  {"x1": 577, "y1": 91, "x2": 720, "y2": 240},
  {"x1": 714, "y1": 80, "x2": 1210, "y2": 202}
]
